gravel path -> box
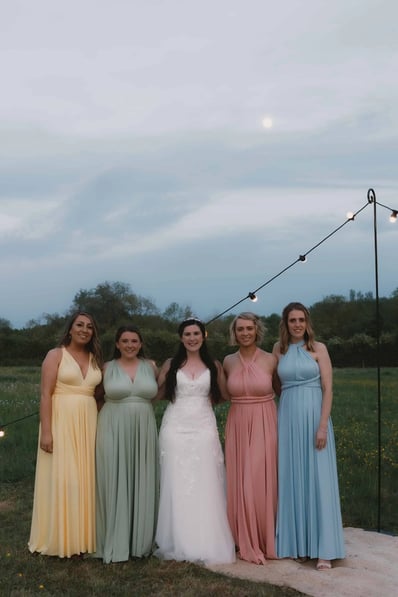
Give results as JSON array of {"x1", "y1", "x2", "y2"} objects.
[{"x1": 207, "y1": 527, "x2": 398, "y2": 597}]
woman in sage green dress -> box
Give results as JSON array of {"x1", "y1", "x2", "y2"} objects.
[{"x1": 94, "y1": 325, "x2": 159, "y2": 563}]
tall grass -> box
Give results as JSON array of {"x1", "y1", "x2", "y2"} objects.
[
  {"x1": 332, "y1": 367, "x2": 398, "y2": 533},
  {"x1": 1, "y1": 479, "x2": 306, "y2": 597},
  {"x1": 0, "y1": 367, "x2": 398, "y2": 533},
  {"x1": 1, "y1": 367, "x2": 307, "y2": 596},
  {"x1": 1, "y1": 366, "x2": 397, "y2": 531},
  {"x1": 0, "y1": 367, "x2": 40, "y2": 481},
  {"x1": 1, "y1": 366, "x2": 397, "y2": 595}
]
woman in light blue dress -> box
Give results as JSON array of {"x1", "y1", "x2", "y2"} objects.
[{"x1": 273, "y1": 302, "x2": 345, "y2": 570}]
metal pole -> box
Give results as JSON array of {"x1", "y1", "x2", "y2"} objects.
[{"x1": 367, "y1": 188, "x2": 382, "y2": 532}]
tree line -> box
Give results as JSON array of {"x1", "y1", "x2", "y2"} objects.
[{"x1": 1, "y1": 282, "x2": 398, "y2": 367}]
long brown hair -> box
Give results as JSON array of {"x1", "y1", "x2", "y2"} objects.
[
  {"x1": 165, "y1": 318, "x2": 222, "y2": 404},
  {"x1": 279, "y1": 302, "x2": 315, "y2": 354},
  {"x1": 60, "y1": 311, "x2": 103, "y2": 369}
]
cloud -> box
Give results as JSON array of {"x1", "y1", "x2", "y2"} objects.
[
  {"x1": 2, "y1": 1, "x2": 398, "y2": 136},
  {"x1": 0, "y1": 1, "x2": 397, "y2": 327}
]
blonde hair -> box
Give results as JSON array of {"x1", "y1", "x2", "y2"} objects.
[{"x1": 229, "y1": 312, "x2": 265, "y2": 346}]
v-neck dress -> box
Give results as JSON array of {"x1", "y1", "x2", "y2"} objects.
[
  {"x1": 225, "y1": 349, "x2": 278, "y2": 563},
  {"x1": 94, "y1": 359, "x2": 159, "y2": 562},
  {"x1": 29, "y1": 347, "x2": 102, "y2": 557},
  {"x1": 276, "y1": 341, "x2": 345, "y2": 560},
  {"x1": 154, "y1": 369, "x2": 235, "y2": 564}
]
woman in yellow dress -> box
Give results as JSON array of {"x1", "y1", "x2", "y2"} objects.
[{"x1": 28, "y1": 311, "x2": 103, "y2": 557}]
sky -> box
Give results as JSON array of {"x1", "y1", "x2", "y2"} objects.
[{"x1": 1, "y1": 0, "x2": 397, "y2": 329}]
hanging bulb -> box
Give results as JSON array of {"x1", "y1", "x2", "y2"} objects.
[
  {"x1": 299, "y1": 255, "x2": 307, "y2": 263},
  {"x1": 0, "y1": 429, "x2": 5, "y2": 439},
  {"x1": 248, "y1": 292, "x2": 258, "y2": 302},
  {"x1": 346, "y1": 211, "x2": 355, "y2": 221},
  {"x1": 390, "y1": 210, "x2": 397, "y2": 223}
]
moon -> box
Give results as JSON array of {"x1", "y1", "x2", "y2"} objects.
[{"x1": 262, "y1": 116, "x2": 273, "y2": 129}]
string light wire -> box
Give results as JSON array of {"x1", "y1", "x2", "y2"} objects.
[
  {"x1": 206, "y1": 200, "x2": 370, "y2": 325},
  {"x1": 1, "y1": 193, "x2": 397, "y2": 436},
  {"x1": 0, "y1": 411, "x2": 39, "y2": 438}
]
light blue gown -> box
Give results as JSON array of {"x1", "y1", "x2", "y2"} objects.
[{"x1": 276, "y1": 341, "x2": 345, "y2": 560}]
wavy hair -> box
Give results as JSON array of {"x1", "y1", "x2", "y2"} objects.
[
  {"x1": 229, "y1": 312, "x2": 265, "y2": 346},
  {"x1": 59, "y1": 311, "x2": 103, "y2": 369},
  {"x1": 165, "y1": 318, "x2": 222, "y2": 404},
  {"x1": 279, "y1": 302, "x2": 315, "y2": 354},
  {"x1": 112, "y1": 325, "x2": 146, "y2": 359}
]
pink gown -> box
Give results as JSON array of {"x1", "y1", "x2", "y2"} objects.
[{"x1": 225, "y1": 349, "x2": 277, "y2": 564}]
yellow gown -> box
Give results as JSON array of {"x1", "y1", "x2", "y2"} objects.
[{"x1": 29, "y1": 348, "x2": 102, "y2": 557}]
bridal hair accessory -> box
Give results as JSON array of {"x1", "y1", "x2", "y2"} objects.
[
  {"x1": 180, "y1": 317, "x2": 208, "y2": 338},
  {"x1": 182, "y1": 317, "x2": 204, "y2": 325}
]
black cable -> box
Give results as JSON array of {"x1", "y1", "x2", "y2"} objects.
[
  {"x1": 206, "y1": 201, "x2": 371, "y2": 325},
  {"x1": 2, "y1": 195, "x2": 397, "y2": 432},
  {"x1": 0, "y1": 410, "x2": 39, "y2": 430}
]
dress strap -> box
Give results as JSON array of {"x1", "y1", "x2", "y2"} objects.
[{"x1": 238, "y1": 348, "x2": 258, "y2": 366}]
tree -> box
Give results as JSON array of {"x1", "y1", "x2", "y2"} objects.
[
  {"x1": 3, "y1": 285, "x2": 398, "y2": 366},
  {"x1": 0, "y1": 317, "x2": 12, "y2": 330},
  {"x1": 162, "y1": 302, "x2": 193, "y2": 322},
  {"x1": 71, "y1": 281, "x2": 159, "y2": 329}
]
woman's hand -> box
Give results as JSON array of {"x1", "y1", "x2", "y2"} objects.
[
  {"x1": 316, "y1": 427, "x2": 328, "y2": 450},
  {"x1": 40, "y1": 430, "x2": 53, "y2": 453}
]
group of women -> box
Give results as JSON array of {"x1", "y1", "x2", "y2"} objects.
[{"x1": 28, "y1": 302, "x2": 345, "y2": 571}]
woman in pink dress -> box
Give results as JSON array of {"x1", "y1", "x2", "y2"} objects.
[{"x1": 223, "y1": 312, "x2": 278, "y2": 564}]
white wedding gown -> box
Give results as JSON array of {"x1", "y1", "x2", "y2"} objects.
[{"x1": 155, "y1": 369, "x2": 236, "y2": 564}]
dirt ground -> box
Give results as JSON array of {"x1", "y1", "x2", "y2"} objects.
[{"x1": 207, "y1": 527, "x2": 398, "y2": 597}]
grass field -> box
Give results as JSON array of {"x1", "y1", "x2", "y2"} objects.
[
  {"x1": 1, "y1": 480, "x2": 306, "y2": 597},
  {"x1": 1, "y1": 366, "x2": 397, "y2": 595}
]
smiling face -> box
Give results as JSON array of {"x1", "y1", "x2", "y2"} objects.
[
  {"x1": 234, "y1": 318, "x2": 257, "y2": 348},
  {"x1": 180, "y1": 324, "x2": 204, "y2": 353},
  {"x1": 116, "y1": 331, "x2": 142, "y2": 359},
  {"x1": 69, "y1": 314, "x2": 94, "y2": 346},
  {"x1": 287, "y1": 309, "x2": 307, "y2": 343}
]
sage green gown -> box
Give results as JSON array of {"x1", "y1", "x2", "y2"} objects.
[{"x1": 94, "y1": 359, "x2": 159, "y2": 562}]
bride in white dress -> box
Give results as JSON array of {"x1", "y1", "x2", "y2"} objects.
[{"x1": 154, "y1": 318, "x2": 235, "y2": 565}]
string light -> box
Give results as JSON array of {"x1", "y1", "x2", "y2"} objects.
[
  {"x1": 0, "y1": 412, "x2": 39, "y2": 437},
  {"x1": 2, "y1": 192, "x2": 397, "y2": 432},
  {"x1": 369, "y1": 192, "x2": 398, "y2": 222},
  {"x1": 206, "y1": 194, "x2": 397, "y2": 326}
]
